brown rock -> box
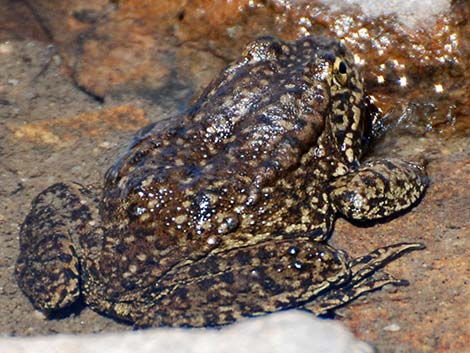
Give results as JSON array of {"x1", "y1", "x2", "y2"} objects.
[{"x1": 7, "y1": 105, "x2": 148, "y2": 146}]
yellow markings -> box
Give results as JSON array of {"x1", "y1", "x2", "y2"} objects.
[
  {"x1": 351, "y1": 105, "x2": 361, "y2": 131},
  {"x1": 145, "y1": 235, "x2": 156, "y2": 243},
  {"x1": 135, "y1": 253, "x2": 148, "y2": 262},
  {"x1": 285, "y1": 223, "x2": 308, "y2": 233},
  {"x1": 301, "y1": 213, "x2": 311, "y2": 224},
  {"x1": 334, "y1": 163, "x2": 348, "y2": 176},
  {"x1": 128, "y1": 264, "x2": 138, "y2": 273},
  {"x1": 175, "y1": 215, "x2": 187, "y2": 224},
  {"x1": 343, "y1": 133, "x2": 353, "y2": 148},
  {"x1": 212, "y1": 180, "x2": 227, "y2": 188},
  {"x1": 114, "y1": 303, "x2": 130, "y2": 316},
  {"x1": 124, "y1": 235, "x2": 135, "y2": 244},
  {"x1": 147, "y1": 199, "x2": 158, "y2": 209},
  {"x1": 346, "y1": 148, "x2": 354, "y2": 163},
  {"x1": 140, "y1": 212, "x2": 150, "y2": 222},
  {"x1": 141, "y1": 176, "x2": 154, "y2": 188},
  {"x1": 259, "y1": 79, "x2": 269, "y2": 86},
  {"x1": 193, "y1": 113, "x2": 204, "y2": 122},
  {"x1": 263, "y1": 69, "x2": 274, "y2": 76},
  {"x1": 279, "y1": 94, "x2": 294, "y2": 107}
]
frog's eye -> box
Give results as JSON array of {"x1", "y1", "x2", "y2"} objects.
[{"x1": 333, "y1": 58, "x2": 348, "y2": 86}]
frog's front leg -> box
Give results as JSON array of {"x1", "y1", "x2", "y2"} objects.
[
  {"x1": 330, "y1": 159, "x2": 429, "y2": 221},
  {"x1": 15, "y1": 182, "x2": 100, "y2": 312}
]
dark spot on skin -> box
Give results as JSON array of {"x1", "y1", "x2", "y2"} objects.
[
  {"x1": 121, "y1": 278, "x2": 137, "y2": 291},
  {"x1": 236, "y1": 250, "x2": 252, "y2": 266},
  {"x1": 384, "y1": 160, "x2": 398, "y2": 170},
  {"x1": 270, "y1": 41, "x2": 283, "y2": 57},
  {"x1": 220, "y1": 272, "x2": 235, "y2": 284},
  {"x1": 370, "y1": 170, "x2": 391, "y2": 194},
  {"x1": 300, "y1": 278, "x2": 314, "y2": 289},
  {"x1": 185, "y1": 165, "x2": 202, "y2": 179},
  {"x1": 396, "y1": 179, "x2": 406, "y2": 189},
  {"x1": 295, "y1": 118, "x2": 307, "y2": 129},
  {"x1": 362, "y1": 175, "x2": 376, "y2": 187},
  {"x1": 71, "y1": 205, "x2": 91, "y2": 221},
  {"x1": 256, "y1": 247, "x2": 275, "y2": 260},
  {"x1": 160, "y1": 146, "x2": 177, "y2": 158},
  {"x1": 173, "y1": 286, "x2": 188, "y2": 300},
  {"x1": 198, "y1": 278, "x2": 217, "y2": 291},
  {"x1": 59, "y1": 253, "x2": 73, "y2": 263},
  {"x1": 322, "y1": 52, "x2": 336, "y2": 63},
  {"x1": 63, "y1": 268, "x2": 78, "y2": 281},
  {"x1": 115, "y1": 242, "x2": 127, "y2": 254},
  {"x1": 203, "y1": 312, "x2": 219, "y2": 326},
  {"x1": 333, "y1": 114, "x2": 345, "y2": 124},
  {"x1": 207, "y1": 291, "x2": 221, "y2": 304},
  {"x1": 256, "y1": 114, "x2": 274, "y2": 125},
  {"x1": 308, "y1": 228, "x2": 324, "y2": 239},
  {"x1": 203, "y1": 255, "x2": 220, "y2": 274},
  {"x1": 287, "y1": 295, "x2": 299, "y2": 306},
  {"x1": 145, "y1": 257, "x2": 159, "y2": 267}
]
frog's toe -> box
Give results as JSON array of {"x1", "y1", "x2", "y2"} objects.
[
  {"x1": 15, "y1": 182, "x2": 96, "y2": 312},
  {"x1": 330, "y1": 158, "x2": 429, "y2": 221}
]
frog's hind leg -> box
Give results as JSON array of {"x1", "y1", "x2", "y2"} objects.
[
  {"x1": 134, "y1": 239, "x2": 350, "y2": 327},
  {"x1": 302, "y1": 242, "x2": 424, "y2": 315},
  {"x1": 15, "y1": 182, "x2": 100, "y2": 312},
  {"x1": 330, "y1": 159, "x2": 429, "y2": 221}
]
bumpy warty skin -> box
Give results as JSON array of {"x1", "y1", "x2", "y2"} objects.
[{"x1": 16, "y1": 36, "x2": 429, "y2": 327}]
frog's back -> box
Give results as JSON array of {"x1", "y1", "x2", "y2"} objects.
[{"x1": 97, "y1": 37, "x2": 369, "y2": 290}]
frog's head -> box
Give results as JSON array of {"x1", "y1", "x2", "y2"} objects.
[{"x1": 300, "y1": 36, "x2": 376, "y2": 170}]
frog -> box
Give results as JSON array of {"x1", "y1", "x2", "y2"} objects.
[{"x1": 16, "y1": 36, "x2": 429, "y2": 327}]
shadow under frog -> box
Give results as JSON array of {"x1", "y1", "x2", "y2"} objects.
[{"x1": 16, "y1": 36, "x2": 429, "y2": 327}]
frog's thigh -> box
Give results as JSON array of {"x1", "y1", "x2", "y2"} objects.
[
  {"x1": 330, "y1": 158, "x2": 429, "y2": 221},
  {"x1": 139, "y1": 239, "x2": 347, "y2": 327},
  {"x1": 15, "y1": 182, "x2": 98, "y2": 312}
]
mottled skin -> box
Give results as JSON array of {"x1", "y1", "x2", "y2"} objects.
[{"x1": 16, "y1": 36, "x2": 428, "y2": 327}]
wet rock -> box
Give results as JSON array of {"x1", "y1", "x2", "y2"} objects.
[{"x1": 20, "y1": 0, "x2": 468, "y2": 137}]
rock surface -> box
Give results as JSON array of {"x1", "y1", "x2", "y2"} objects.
[{"x1": 0, "y1": 311, "x2": 375, "y2": 353}]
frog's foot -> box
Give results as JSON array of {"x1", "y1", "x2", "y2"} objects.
[
  {"x1": 302, "y1": 242, "x2": 424, "y2": 315},
  {"x1": 15, "y1": 182, "x2": 99, "y2": 312},
  {"x1": 330, "y1": 159, "x2": 429, "y2": 221}
]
